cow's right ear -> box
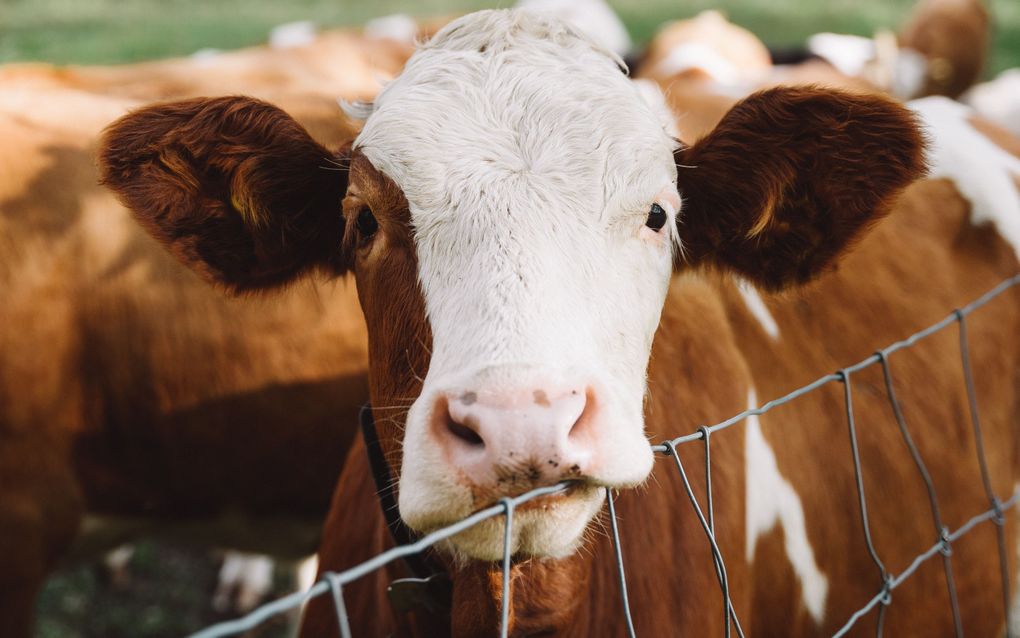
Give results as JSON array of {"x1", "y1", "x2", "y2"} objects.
[{"x1": 99, "y1": 96, "x2": 351, "y2": 293}]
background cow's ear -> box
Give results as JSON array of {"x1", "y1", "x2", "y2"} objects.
[
  {"x1": 99, "y1": 96, "x2": 351, "y2": 293},
  {"x1": 674, "y1": 86, "x2": 926, "y2": 291}
]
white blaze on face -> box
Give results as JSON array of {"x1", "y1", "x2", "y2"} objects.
[
  {"x1": 745, "y1": 389, "x2": 829, "y2": 624},
  {"x1": 354, "y1": 10, "x2": 679, "y2": 558}
]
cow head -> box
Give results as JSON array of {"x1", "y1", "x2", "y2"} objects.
[{"x1": 100, "y1": 10, "x2": 924, "y2": 562}]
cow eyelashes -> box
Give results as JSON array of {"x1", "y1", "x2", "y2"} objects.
[
  {"x1": 356, "y1": 206, "x2": 378, "y2": 239},
  {"x1": 645, "y1": 203, "x2": 667, "y2": 231}
]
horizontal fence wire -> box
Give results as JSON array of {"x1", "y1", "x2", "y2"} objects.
[{"x1": 188, "y1": 273, "x2": 1020, "y2": 638}]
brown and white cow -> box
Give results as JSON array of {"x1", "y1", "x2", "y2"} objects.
[{"x1": 99, "y1": 9, "x2": 1020, "y2": 637}]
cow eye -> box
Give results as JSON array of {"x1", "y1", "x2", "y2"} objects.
[
  {"x1": 356, "y1": 206, "x2": 378, "y2": 238},
  {"x1": 645, "y1": 203, "x2": 667, "y2": 231}
]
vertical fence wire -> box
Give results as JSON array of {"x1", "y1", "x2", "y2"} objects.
[
  {"x1": 500, "y1": 497, "x2": 514, "y2": 638},
  {"x1": 606, "y1": 488, "x2": 637, "y2": 638},
  {"x1": 876, "y1": 351, "x2": 964, "y2": 637},
  {"x1": 664, "y1": 440, "x2": 745, "y2": 638},
  {"x1": 837, "y1": 369, "x2": 892, "y2": 637},
  {"x1": 955, "y1": 311, "x2": 1013, "y2": 635},
  {"x1": 325, "y1": 573, "x2": 352, "y2": 638},
  {"x1": 186, "y1": 274, "x2": 1020, "y2": 638},
  {"x1": 699, "y1": 425, "x2": 735, "y2": 633},
  {"x1": 701, "y1": 426, "x2": 716, "y2": 534}
]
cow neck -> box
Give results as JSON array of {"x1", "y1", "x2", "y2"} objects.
[{"x1": 359, "y1": 404, "x2": 453, "y2": 609}]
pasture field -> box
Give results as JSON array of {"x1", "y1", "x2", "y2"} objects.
[
  {"x1": 1, "y1": 0, "x2": 1019, "y2": 74},
  {"x1": 12, "y1": 0, "x2": 1019, "y2": 636}
]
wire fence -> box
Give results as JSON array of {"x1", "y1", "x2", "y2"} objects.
[{"x1": 189, "y1": 273, "x2": 1020, "y2": 638}]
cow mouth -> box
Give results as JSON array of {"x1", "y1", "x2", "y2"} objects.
[
  {"x1": 515, "y1": 489, "x2": 579, "y2": 514},
  {"x1": 506, "y1": 480, "x2": 584, "y2": 512},
  {"x1": 469, "y1": 479, "x2": 587, "y2": 514},
  {"x1": 435, "y1": 482, "x2": 604, "y2": 561}
]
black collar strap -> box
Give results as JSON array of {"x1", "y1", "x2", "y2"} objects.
[{"x1": 360, "y1": 404, "x2": 452, "y2": 614}]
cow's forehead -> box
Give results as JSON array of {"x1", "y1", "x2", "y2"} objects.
[{"x1": 354, "y1": 10, "x2": 677, "y2": 225}]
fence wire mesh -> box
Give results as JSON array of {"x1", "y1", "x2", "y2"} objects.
[{"x1": 189, "y1": 273, "x2": 1020, "y2": 638}]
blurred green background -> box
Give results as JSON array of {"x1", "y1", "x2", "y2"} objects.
[{"x1": 1, "y1": 0, "x2": 1018, "y2": 74}]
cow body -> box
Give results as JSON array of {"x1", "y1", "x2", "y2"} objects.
[
  {"x1": 99, "y1": 9, "x2": 1020, "y2": 637},
  {"x1": 734, "y1": 172, "x2": 1020, "y2": 634}
]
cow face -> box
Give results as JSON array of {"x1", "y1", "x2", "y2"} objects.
[
  {"x1": 100, "y1": 10, "x2": 923, "y2": 563},
  {"x1": 349, "y1": 11, "x2": 678, "y2": 559}
]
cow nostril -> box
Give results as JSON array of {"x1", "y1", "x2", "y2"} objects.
[
  {"x1": 447, "y1": 413, "x2": 485, "y2": 447},
  {"x1": 433, "y1": 395, "x2": 487, "y2": 449},
  {"x1": 448, "y1": 419, "x2": 485, "y2": 447},
  {"x1": 567, "y1": 387, "x2": 595, "y2": 442}
]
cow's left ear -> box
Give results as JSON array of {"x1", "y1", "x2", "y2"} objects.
[
  {"x1": 100, "y1": 96, "x2": 352, "y2": 293},
  {"x1": 674, "y1": 86, "x2": 926, "y2": 291}
]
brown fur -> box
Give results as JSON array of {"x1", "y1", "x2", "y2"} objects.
[
  {"x1": 100, "y1": 97, "x2": 351, "y2": 291},
  {"x1": 676, "y1": 86, "x2": 927, "y2": 291},
  {"x1": 99, "y1": 81, "x2": 1017, "y2": 638}
]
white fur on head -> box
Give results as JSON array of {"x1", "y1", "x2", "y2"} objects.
[{"x1": 355, "y1": 10, "x2": 678, "y2": 559}]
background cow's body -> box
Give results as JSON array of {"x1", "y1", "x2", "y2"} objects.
[{"x1": 0, "y1": 79, "x2": 371, "y2": 636}]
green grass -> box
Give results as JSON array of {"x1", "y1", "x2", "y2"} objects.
[{"x1": 1, "y1": 0, "x2": 1017, "y2": 75}]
